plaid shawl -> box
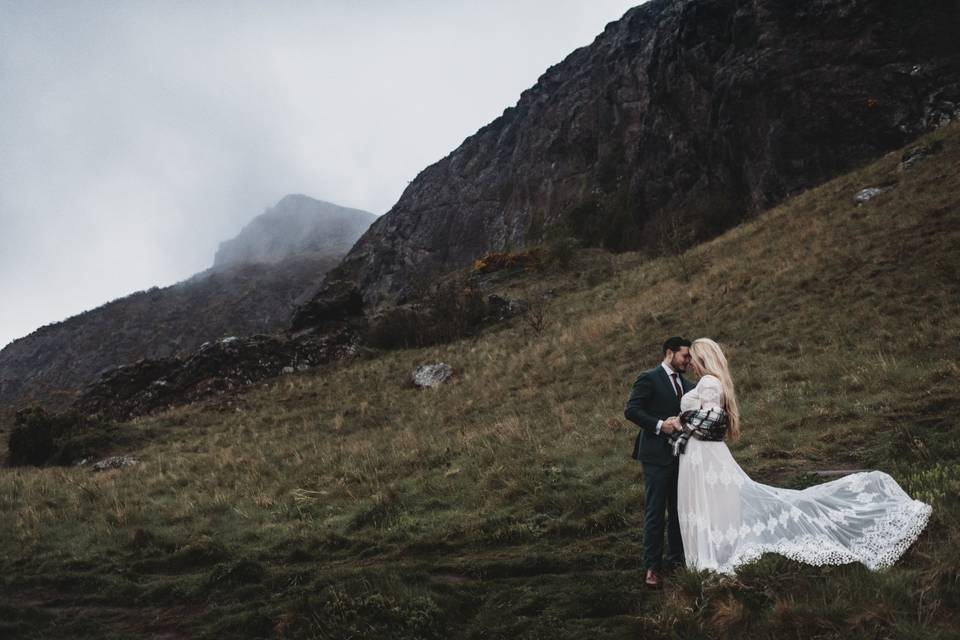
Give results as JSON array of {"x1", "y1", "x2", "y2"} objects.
[{"x1": 671, "y1": 408, "x2": 728, "y2": 457}]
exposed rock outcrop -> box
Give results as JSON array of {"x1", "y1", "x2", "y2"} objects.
[
  {"x1": 412, "y1": 363, "x2": 454, "y2": 389},
  {"x1": 91, "y1": 455, "x2": 139, "y2": 472},
  {"x1": 899, "y1": 140, "x2": 945, "y2": 170},
  {"x1": 74, "y1": 331, "x2": 358, "y2": 421},
  {"x1": 853, "y1": 187, "x2": 892, "y2": 204},
  {"x1": 289, "y1": 282, "x2": 366, "y2": 334},
  {"x1": 296, "y1": 0, "x2": 960, "y2": 322}
]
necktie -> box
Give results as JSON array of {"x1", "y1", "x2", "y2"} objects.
[{"x1": 671, "y1": 373, "x2": 683, "y2": 399}]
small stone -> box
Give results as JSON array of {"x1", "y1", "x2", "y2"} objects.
[
  {"x1": 487, "y1": 294, "x2": 513, "y2": 320},
  {"x1": 413, "y1": 363, "x2": 454, "y2": 388},
  {"x1": 508, "y1": 299, "x2": 529, "y2": 316},
  {"x1": 852, "y1": 187, "x2": 891, "y2": 204},
  {"x1": 92, "y1": 455, "x2": 139, "y2": 472},
  {"x1": 899, "y1": 140, "x2": 944, "y2": 170}
]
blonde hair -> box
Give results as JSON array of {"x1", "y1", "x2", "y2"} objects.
[{"x1": 690, "y1": 338, "x2": 740, "y2": 440}]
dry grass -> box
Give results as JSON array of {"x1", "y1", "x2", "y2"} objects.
[{"x1": 2, "y1": 124, "x2": 959, "y2": 639}]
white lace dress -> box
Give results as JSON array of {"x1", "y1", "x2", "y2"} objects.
[{"x1": 676, "y1": 375, "x2": 932, "y2": 575}]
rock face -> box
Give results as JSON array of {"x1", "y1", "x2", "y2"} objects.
[
  {"x1": 289, "y1": 283, "x2": 366, "y2": 334},
  {"x1": 214, "y1": 194, "x2": 377, "y2": 268},
  {"x1": 0, "y1": 195, "x2": 374, "y2": 411},
  {"x1": 301, "y1": 0, "x2": 960, "y2": 314}
]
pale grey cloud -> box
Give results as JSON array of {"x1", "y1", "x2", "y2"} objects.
[{"x1": 0, "y1": 0, "x2": 640, "y2": 349}]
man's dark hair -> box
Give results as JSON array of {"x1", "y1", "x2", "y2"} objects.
[{"x1": 662, "y1": 336, "x2": 691, "y2": 355}]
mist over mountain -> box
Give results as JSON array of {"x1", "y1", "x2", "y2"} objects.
[
  {"x1": 0, "y1": 196, "x2": 375, "y2": 410},
  {"x1": 213, "y1": 195, "x2": 377, "y2": 269},
  {"x1": 301, "y1": 0, "x2": 960, "y2": 315}
]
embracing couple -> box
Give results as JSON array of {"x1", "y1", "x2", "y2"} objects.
[{"x1": 625, "y1": 337, "x2": 932, "y2": 587}]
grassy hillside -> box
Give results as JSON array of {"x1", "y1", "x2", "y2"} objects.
[{"x1": 2, "y1": 124, "x2": 959, "y2": 639}]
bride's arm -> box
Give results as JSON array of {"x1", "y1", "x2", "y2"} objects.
[{"x1": 695, "y1": 375, "x2": 724, "y2": 410}]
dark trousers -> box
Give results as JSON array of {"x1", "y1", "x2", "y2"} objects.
[{"x1": 642, "y1": 460, "x2": 684, "y2": 571}]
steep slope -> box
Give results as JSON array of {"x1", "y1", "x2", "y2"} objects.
[
  {"x1": 0, "y1": 196, "x2": 375, "y2": 410},
  {"x1": 3, "y1": 124, "x2": 958, "y2": 639},
  {"x1": 302, "y1": 0, "x2": 960, "y2": 315}
]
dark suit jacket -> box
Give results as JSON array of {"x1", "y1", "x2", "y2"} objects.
[{"x1": 624, "y1": 365, "x2": 694, "y2": 466}]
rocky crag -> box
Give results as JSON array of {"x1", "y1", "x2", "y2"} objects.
[
  {"x1": 0, "y1": 195, "x2": 376, "y2": 410},
  {"x1": 298, "y1": 0, "x2": 960, "y2": 319},
  {"x1": 74, "y1": 330, "x2": 359, "y2": 421}
]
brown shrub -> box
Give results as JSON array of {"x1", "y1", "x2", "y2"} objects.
[{"x1": 472, "y1": 249, "x2": 540, "y2": 274}]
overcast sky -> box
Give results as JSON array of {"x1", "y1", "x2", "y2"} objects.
[{"x1": 0, "y1": 0, "x2": 640, "y2": 350}]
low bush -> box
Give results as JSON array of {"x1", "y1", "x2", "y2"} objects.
[
  {"x1": 544, "y1": 236, "x2": 579, "y2": 270},
  {"x1": 7, "y1": 407, "x2": 121, "y2": 467},
  {"x1": 366, "y1": 277, "x2": 490, "y2": 349},
  {"x1": 472, "y1": 249, "x2": 540, "y2": 274}
]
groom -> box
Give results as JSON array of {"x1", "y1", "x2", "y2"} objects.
[{"x1": 624, "y1": 336, "x2": 693, "y2": 588}]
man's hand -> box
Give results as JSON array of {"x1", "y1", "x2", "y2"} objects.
[{"x1": 661, "y1": 417, "x2": 681, "y2": 434}]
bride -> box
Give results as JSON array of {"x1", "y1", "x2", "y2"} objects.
[{"x1": 673, "y1": 338, "x2": 932, "y2": 575}]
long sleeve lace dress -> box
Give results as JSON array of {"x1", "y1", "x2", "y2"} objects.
[{"x1": 676, "y1": 375, "x2": 932, "y2": 574}]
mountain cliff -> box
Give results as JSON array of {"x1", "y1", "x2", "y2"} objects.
[
  {"x1": 0, "y1": 196, "x2": 375, "y2": 409},
  {"x1": 300, "y1": 0, "x2": 960, "y2": 315}
]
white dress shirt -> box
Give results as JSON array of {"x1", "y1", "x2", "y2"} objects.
[{"x1": 656, "y1": 362, "x2": 683, "y2": 435}]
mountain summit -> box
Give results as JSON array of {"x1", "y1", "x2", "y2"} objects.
[
  {"x1": 213, "y1": 194, "x2": 377, "y2": 269},
  {"x1": 303, "y1": 0, "x2": 960, "y2": 313}
]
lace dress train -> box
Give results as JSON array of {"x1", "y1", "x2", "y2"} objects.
[{"x1": 676, "y1": 376, "x2": 932, "y2": 575}]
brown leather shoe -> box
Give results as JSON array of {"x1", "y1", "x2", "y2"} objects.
[{"x1": 645, "y1": 569, "x2": 663, "y2": 589}]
